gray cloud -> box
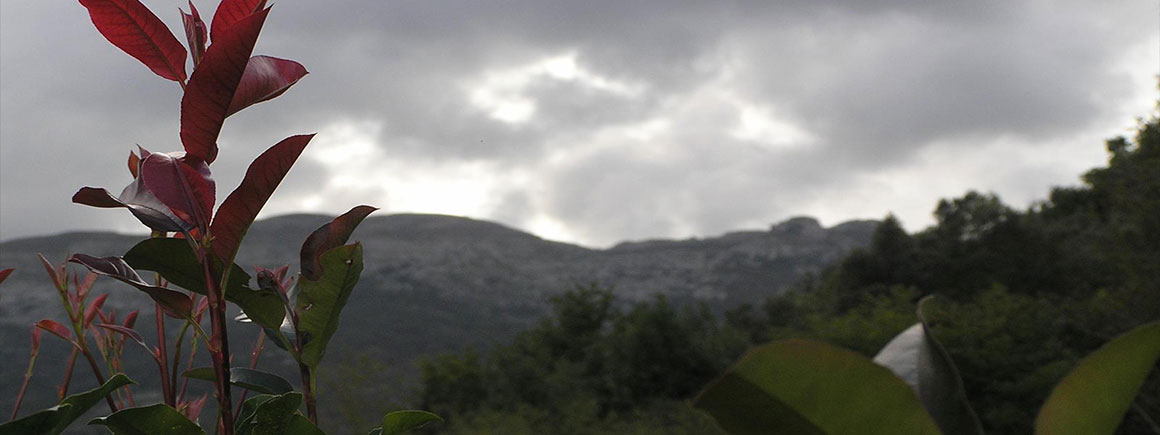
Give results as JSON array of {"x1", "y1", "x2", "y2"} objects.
[{"x1": 1, "y1": 0, "x2": 1155, "y2": 246}]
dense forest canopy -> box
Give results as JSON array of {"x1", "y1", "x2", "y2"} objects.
[{"x1": 416, "y1": 113, "x2": 1160, "y2": 434}]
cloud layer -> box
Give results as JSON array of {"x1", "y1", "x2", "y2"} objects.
[{"x1": 1, "y1": 0, "x2": 1156, "y2": 246}]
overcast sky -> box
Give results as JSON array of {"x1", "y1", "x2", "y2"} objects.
[{"x1": 1, "y1": 1, "x2": 1157, "y2": 247}]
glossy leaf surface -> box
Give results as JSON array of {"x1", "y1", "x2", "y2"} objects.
[
  {"x1": 180, "y1": 1, "x2": 207, "y2": 67},
  {"x1": 124, "y1": 238, "x2": 284, "y2": 328},
  {"x1": 180, "y1": 7, "x2": 270, "y2": 163},
  {"x1": 138, "y1": 152, "x2": 215, "y2": 230},
  {"x1": 296, "y1": 244, "x2": 364, "y2": 367},
  {"x1": 73, "y1": 185, "x2": 191, "y2": 234},
  {"x1": 0, "y1": 373, "x2": 133, "y2": 435},
  {"x1": 35, "y1": 319, "x2": 73, "y2": 343},
  {"x1": 69, "y1": 254, "x2": 192, "y2": 319},
  {"x1": 90, "y1": 403, "x2": 204, "y2": 435},
  {"x1": 873, "y1": 298, "x2": 983, "y2": 435},
  {"x1": 77, "y1": 0, "x2": 187, "y2": 82},
  {"x1": 183, "y1": 367, "x2": 294, "y2": 395},
  {"x1": 1036, "y1": 321, "x2": 1160, "y2": 435},
  {"x1": 226, "y1": 56, "x2": 308, "y2": 116},
  {"x1": 300, "y1": 205, "x2": 376, "y2": 281},
  {"x1": 234, "y1": 393, "x2": 303, "y2": 435},
  {"x1": 693, "y1": 339, "x2": 940, "y2": 435},
  {"x1": 210, "y1": 134, "x2": 313, "y2": 267},
  {"x1": 210, "y1": 0, "x2": 267, "y2": 41},
  {"x1": 378, "y1": 410, "x2": 443, "y2": 435}
]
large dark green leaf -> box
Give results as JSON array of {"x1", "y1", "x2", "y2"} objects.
[
  {"x1": 89, "y1": 403, "x2": 204, "y2": 435},
  {"x1": 373, "y1": 410, "x2": 442, "y2": 435},
  {"x1": 1036, "y1": 321, "x2": 1160, "y2": 435},
  {"x1": 124, "y1": 237, "x2": 285, "y2": 328},
  {"x1": 873, "y1": 297, "x2": 983, "y2": 435},
  {"x1": 295, "y1": 243, "x2": 363, "y2": 367},
  {"x1": 693, "y1": 339, "x2": 940, "y2": 435},
  {"x1": 181, "y1": 367, "x2": 294, "y2": 395},
  {"x1": 0, "y1": 373, "x2": 133, "y2": 435},
  {"x1": 234, "y1": 393, "x2": 304, "y2": 435}
]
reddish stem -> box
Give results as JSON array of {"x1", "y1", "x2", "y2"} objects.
[
  {"x1": 58, "y1": 347, "x2": 79, "y2": 401},
  {"x1": 155, "y1": 304, "x2": 173, "y2": 406},
  {"x1": 10, "y1": 352, "x2": 38, "y2": 420},
  {"x1": 200, "y1": 252, "x2": 234, "y2": 435},
  {"x1": 80, "y1": 345, "x2": 117, "y2": 412},
  {"x1": 233, "y1": 331, "x2": 266, "y2": 418}
]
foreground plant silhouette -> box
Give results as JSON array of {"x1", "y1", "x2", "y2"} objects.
[
  {"x1": 694, "y1": 296, "x2": 1160, "y2": 435},
  {"x1": 1, "y1": 1, "x2": 438, "y2": 434}
]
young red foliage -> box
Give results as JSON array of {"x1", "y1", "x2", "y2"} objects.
[
  {"x1": 209, "y1": 134, "x2": 313, "y2": 265},
  {"x1": 35, "y1": 319, "x2": 74, "y2": 343},
  {"x1": 85, "y1": 294, "x2": 111, "y2": 327},
  {"x1": 138, "y1": 152, "x2": 216, "y2": 231},
  {"x1": 180, "y1": 6, "x2": 271, "y2": 164},
  {"x1": 299, "y1": 205, "x2": 378, "y2": 281},
  {"x1": 210, "y1": 0, "x2": 267, "y2": 41},
  {"x1": 227, "y1": 56, "x2": 308, "y2": 116},
  {"x1": 0, "y1": 268, "x2": 13, "y2": 286},
  {"x1": 181, "y1": 1, "x2": 208, "y2": 67},
  {"x1": 77, "y1": 0, "x2": 188, "y2": 83}
]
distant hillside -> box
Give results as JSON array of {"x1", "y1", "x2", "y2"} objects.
[{"x1": 0, "y1": 213, "x2": 875, "y2": 424}]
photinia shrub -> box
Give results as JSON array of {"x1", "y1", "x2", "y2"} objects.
[{"x1": 1, "y1": 1, "x2": 438, "y2": 434}]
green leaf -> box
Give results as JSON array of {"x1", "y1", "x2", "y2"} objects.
[
  {"x1": 89, "y1": 403, "x2": 204, "y2": 435},
  {"x1": 231, "y1": 368, "x2": 295, "y2": 395},
  {"x1": 181, "y1": 367, "x2": 295, "y2": 395},
  {"x1": 124, "y1": 237, "x2": 285, "y2": 328},
  {"x1": 295, "y1": 243, "x2": 364, "y2": 367},
  {"x1": 693, "y1": 339, "x2": 941, "y2": 435},
  {"x1": 286, "y1": 413, "x2": 325, "y2": 435},
  {"x1": 378, "y1": 410, "x2": 442, "y2": 435},
  {"x1": 1036, "y1": 321, "x2": 1160, "y2": 435},
  {"x1": 873, "y1": 297, "x2": 983, "y2": 435},
  {"x1": 235, "y1": 393, "x2": 304, "y2": 435},
  {"x1": 0, "y1": 373, "x2": 134, "y2": 435}
]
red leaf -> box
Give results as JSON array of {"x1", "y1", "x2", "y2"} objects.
[
  {"x1": 226, "y1": 56, "x2": 308, "y2": 116},
  {"x1": 0, "y1": 268, "x2": 13, "y2": 286},
  {"x1": 300, "y1": 205, "x2": 378, "y2": 280},
  {"x1": 181, "y1": 1, "x2": 207, "y2": 67},
  {"x1": 180, "y1": 6, "x2": 271, "y2": 164},
  {"x1": 210, "y1": 134, "x2": 313, "y2": 265},
  {"x1": 124, "y1": 309, "x2": 140, "y2": 328},
  {"x1": 68, "y1": 254, "x2": 193, "y2": 319},
  {"x1": 73, "y1": 185, "x2": 191, "y2": 234},
  {"x1": 210, "y1": 0, "x2": 267, "y2": 41},
  {"x1": 37, "y1": 254, "x2": 65, "y2": 292},
  {"x1": 96, "y1": 324, "x2": 149, "y2": 354},
  {"x1": 138, "y1": 152, "x2": 216, "y2": 231},
  {"x1": 78, "y1": 0, "x2": 187, "y2": 82},
  {"x1": 85, "y1": 294, "x2": 110, "y2": 327},
  {"x1": 76, "y1": 272, "x2": 99, "y2": 301},
  {"x1": 30, "y1": 326, "x2": 43, "y2": 354},
  {"x1": 128, "y1": 151, "x2": 141, "y2": 178},
  {"x1": 35, "y1": 319, "x2": 73, "y2": 342}
]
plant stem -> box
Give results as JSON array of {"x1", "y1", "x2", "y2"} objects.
[
  {"x1": 10, "y1": 351, "x2": 38, "y2": 420},
  {"x1": 80, "y1": 345, "x2": 117, "y2": 412},
  {"x1": 233, "y1": 331, "x2": 266, "y2": 419},
  {"x1": 155, "y1": 303, "x2": 173, "y2": 407},
  {"x1": 172, "y1": 320, "x2": 192, "y2": 404},
  {"x1": 58, "y1": 347, "x2": 79, "y2": 401},
  {"x1": 200, "y1": 253, "x2": 234, "y2": 435},
  {"x1": 299, "y1": 362, "x2": 318, "y2": 424}
]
